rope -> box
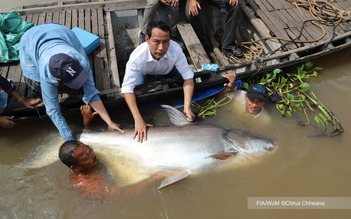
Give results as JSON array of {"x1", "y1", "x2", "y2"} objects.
[
  {"x1": 290, "y1": 0, "x2": 351, "y2": 25},
  {"x1": 224, "y1": 0, "x2": 351, "y2": 64}
]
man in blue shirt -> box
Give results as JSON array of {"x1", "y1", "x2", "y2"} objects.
[{"x1": 19, "y1": 23, "x2": 124, "y2": 141}]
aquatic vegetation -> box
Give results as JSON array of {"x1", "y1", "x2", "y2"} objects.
[
  {"x1": 247, "y1": 61, "x2": 344, "y2": 136},
  {"x1": 192, "y1": 95, "x2": 232, "y2": 118}
]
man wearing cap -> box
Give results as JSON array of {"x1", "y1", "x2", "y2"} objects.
[
  {"x1": 19, "y1": 23, "x2": 124, "y2": 141},
  {"x1": 221, "y1": 73, "x2": 269, "y2": 118}
]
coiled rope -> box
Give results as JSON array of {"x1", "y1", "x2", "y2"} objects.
[{"x1": 226, "y1": 0, "x2": 351, "y2": 63}]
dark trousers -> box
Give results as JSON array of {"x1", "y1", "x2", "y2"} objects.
[{"x1": 185, "y1": 0, "x2": 241, "y2": 51}]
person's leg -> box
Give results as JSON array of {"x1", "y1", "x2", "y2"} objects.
[
  {"x1": 154, "y1": 4, "x2": 181, "y2": 35},
  {"x1": 221, "y1": 4, "x2": 243, "y2": 57},
  {"x1": 139, "y1": 0, "x2": 160, "y2": 44},
  {"x1": 185, "y1": 0, "x2": 213, "y2": 53},
  {"x1": 207, "y1": 0, "x2": 243, "y2": 58}
]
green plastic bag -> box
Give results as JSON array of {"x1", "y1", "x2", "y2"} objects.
[{"x1": 0, "y1": 11, "x2": 35, "y2": 63}]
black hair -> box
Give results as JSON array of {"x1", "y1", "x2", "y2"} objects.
[
  {"x1": 58, "y1": 140, "x2": 80, "y2": 168},
  {"x1": 146, "y1": 20, "x2": 172, "y2": 39}
]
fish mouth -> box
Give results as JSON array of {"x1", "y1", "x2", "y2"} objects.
[{"x1": 264, "y1": 142, "x2": 277, "y2": 151}]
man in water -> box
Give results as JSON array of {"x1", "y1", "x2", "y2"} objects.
[
  {"x1": 121, "y1": 21, "x2": 195, "y2": 143},
  {"x1": 219, "y1": 73, "x2": 271, "y2": 128},
  {"x1": 59, "y1": 140, "x2": 168, "y2": 199}
]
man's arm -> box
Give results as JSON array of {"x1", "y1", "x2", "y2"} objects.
[
  {"x1": 41, "y1": 80, "x2": 74, "y2": 141},
  {"x1": 123, "y1": 93, "x2": 152, "y2": 143},
  {"x1": 221, "y1": 72, "x2": 236, "y2": 93},
  {"x1": 89, "y1": 100, "x2": 124, "y2": 133},
  {"x1": 123, "y1": 172, "x2": 167, "y2": 198},
  {"x1": 183, "y1": 78, "x2": 195, "y2": 121}
]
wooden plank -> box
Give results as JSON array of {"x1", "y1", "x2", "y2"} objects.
[
  {"x1": 78, "y1": 8, "x2": 85, "y2": 28},
  {"x1": 253, "y1": 0, "x2": 272, "y2": 12},
  {"x1": 105, "y1": 10, "x2": 121, "y2": 87},
  {"x1": 46, "y1": 12, "x2": 53, "y2": 23},
  {"x1": 53, "y1": 11, "x2": 60, "y2": 23},
  {"x1": 278, "y1": 9, "x2": 315, "y2": 42},
  {"x1": 65, "y1": 10, "x2": 72, "y2": 28},
  {"x1": 275, "y1": 9, "x2": 297, "y2": 28},
  {"x1": 97, "y1": 6, "x2": 112, "y2": 91},
  {"x1": 72, "y1": 9, "x2": 78, "y2": 28},
  {"x1": 256, "y1": 10, "x2": 293, "y2": 44},
  {"x1": 84, "y1": 8, "x2": 96, "y2": 88},
  {"x1": 37, "y1": 12, "x2": 46, "y2": 25},
  {"x1": 177, "y1": 23, "x2": 211, "y2": 70},
  {"x1": 59, "y1": 10, "x2": 66, "y2": 26},
  {"x1": 279, "y1": 0, "x2": 294, "y2": 9},
  {"x1": 268, "y1": 0, "x2": 284, "y2": 10},
  {"x1": 32, "y1": 13, "x2": 39, "y2": 25},
  {"x1": 0, "y1": 65, "x2": 9, "y2": 78},
  {"x1": 290, "y1": 8, "x2": 327, "y2": 41},
  {"x1": 0, "y1": 0, "x2": 147, "y2": 14},
  {"x1": 253, "y1": 1, "x2": 290, "y2": 38},
  {"x1": 91, "y1": 8, "x2": 103, "y2": 90},
  {"x1": 239, "y1": 4, "x2": 283, "y2": 52},
  {"x1": 285, "y1": 27, "x2": 306, "y2": 47}
]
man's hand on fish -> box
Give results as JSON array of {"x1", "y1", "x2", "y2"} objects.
[
  {"x1": 183, "y1": 106, "x2": 195, "y2": 122},
  {"x1": 133, "y1": 118, "x2": 153, "y2": 143},
  {"x1": 80, "y1": 105, "x2": 124, "y2": 133},
  {"x1": 108, "y1": 122, "x2": 125, "y2": 133}
]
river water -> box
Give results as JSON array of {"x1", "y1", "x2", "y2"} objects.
[{"x1": 1, "y1": 1, "x2": 351, "y2": 218}]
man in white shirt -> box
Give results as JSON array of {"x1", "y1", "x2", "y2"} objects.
[{"x1": 121, "y1": 21, "x2": 195, "y2": 143}]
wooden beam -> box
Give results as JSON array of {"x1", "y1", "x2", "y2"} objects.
[
  {"x1": 0, "y1": 0, "x2": 147, "y2": 14},
  {"x1": 105, "y1": 10, "x2": 121, "y2": 87},
  {"x1": 177, "y1": 23, "x2": 211, "y2": 70}
]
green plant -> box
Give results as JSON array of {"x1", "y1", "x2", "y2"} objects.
[
  {"x1": 247, "y1": 61, "x2": 343, "y2": 136},
  {"x1": 192, "y1": 96, "x2": 232, "y2": 118}
]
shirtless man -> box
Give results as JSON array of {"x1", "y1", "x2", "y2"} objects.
[{"x1": 59, "y1": 140, "x2": 168, "y2": 199}]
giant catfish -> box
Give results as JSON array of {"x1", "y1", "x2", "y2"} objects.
[{"x1": 20, "y1": 105, "x2": 277, "y2": 188}]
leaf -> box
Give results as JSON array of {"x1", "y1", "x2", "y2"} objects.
[
  {"x1": 305, "y1": 61, "x2": 313, "y2": 69},
  {"x1": 287, "y1": 111, "x2": 292, "y2": 117},
  {"x1": 287, "y1": 94, "x2": 295, "y2": 101},
  {"x1": 299, "y1": 82, "x2": 310, "y2": 92},
  {"x1": 319, "y1": 113, "x2": 328, "y2": 124},
  {"x1": 314, "y1": 115, "x2": 324, "y2": 127}
]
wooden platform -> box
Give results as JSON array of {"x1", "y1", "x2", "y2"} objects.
[
  {"x1": 239, "y1": 0, "x2": 351, "y2": 66},
  {"x1": 1, "y1": 0, "x2": 351, "y2": 118},
  {"x1": 0, "y1": 0, "x2": 217, "y2": 117},
  {"x1": 0, "y1": 0, "x2": 144, "y2": 114}
]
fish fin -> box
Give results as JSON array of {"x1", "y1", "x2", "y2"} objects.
[
  {"x1": 157, "y1": 169, "x2": 190, "y2": 189},
  {"x1": 207, "y1": 152, "x2": 238, "y2": 160},
  {"x1": 161, "y1": 104, "x2": 190, "y2": 126}
]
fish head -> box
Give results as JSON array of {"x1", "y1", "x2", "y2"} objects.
[{"x1": 225, "y1": 129, "x2": 277, "y2": 155}]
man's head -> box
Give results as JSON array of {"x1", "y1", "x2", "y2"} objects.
[
  {"x1": 145, "y1": 21, "x2": 172, "y2": 61},
  {"x1": 245, "y1": 84, "x2": 268, "y2": 115},
  {"x1": 59, "y1": 140, "x2": 97, "y2": 172},
  {"x1": 49, "y1": 53, "x2": 89, "y2": 89}
]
